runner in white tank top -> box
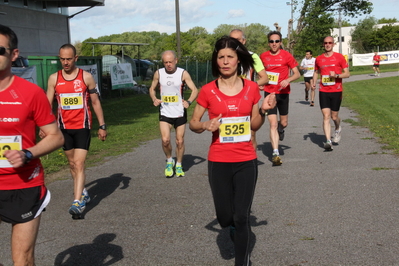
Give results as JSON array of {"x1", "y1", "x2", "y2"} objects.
[{"x1": 149, "y1": 50, "x2": 198, "y2": 178}]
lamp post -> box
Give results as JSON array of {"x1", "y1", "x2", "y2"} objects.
[{"x1": 175, "y1": 0, "x2": 181, "y2": 60}]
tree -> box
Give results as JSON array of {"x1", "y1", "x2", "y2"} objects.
[
  {"x1": 243, "y1": 23, "x2": 270, "y2": 54},
  {"x1": 378, "y1": 17, "x2": 398, "y2": 24},
  {"x1": 333, "y1": 19, "x2": 353, "y2": 28},
  {"x1": 350, "y1": 16, "x2": 378, "y2": 53},
  {"x1": 351, "y1": 18, "x2": 399, "y2": 53},
  {"x1": 292, "y1": 0, "x2": 373, "y2": 55}
]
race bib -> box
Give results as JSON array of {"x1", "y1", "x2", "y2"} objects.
[
  {"x1": 162, "y1": 94, "x2": 180, "y2": 106},
  {"x1": 266, "y1": 71, "x2": 280, "y2": 85},
  {"x1": 321, "y1": 75, "x2": 335, "y2": 86},
  {"x1": 0, "y1": 135, "x2": 22, "y2": 168},
  {"x1": 60, "y1": 93, "x2": 83, "y2": 110},
  {"x1": 219, "y1": 116, "x2": 251, "y2": 143}
]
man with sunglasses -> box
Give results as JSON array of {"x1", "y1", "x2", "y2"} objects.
[
  {"x1": 260, "y1": 31, "x2": 300, "y2": 166},
  {"x1": 0, "y1": 24, "x2": 64, "y2": 265},
  {"x1": 46, "y1": 44, "x2": 107, "y2": 218},
  {"x1": 312, "y1": 36, "x2": 350, "y2": 151}
]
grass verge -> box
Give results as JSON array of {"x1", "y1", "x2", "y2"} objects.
[{"x1": 342, "y1": 75, "x2": 399, "y2": 154}]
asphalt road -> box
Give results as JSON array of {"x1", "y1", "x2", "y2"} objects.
[{"x1": 1, "y1": 72, "x2": 398, "y2": 266}]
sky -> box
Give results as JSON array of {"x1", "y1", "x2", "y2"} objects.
[{"x1": 69, "y1": 0, "x2": 399, "y2": 44}]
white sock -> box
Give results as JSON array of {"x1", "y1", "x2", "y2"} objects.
[
  {"x1": 273, "y1": 149, "x2": 279, "y2": 155},
  {"x1": 167, "y1": 157, "x2": 173, "y2": 162}
]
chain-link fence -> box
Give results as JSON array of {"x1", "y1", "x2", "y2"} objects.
[{"x1": 99, "y1": 60, "x2": 214, "y2": 99}]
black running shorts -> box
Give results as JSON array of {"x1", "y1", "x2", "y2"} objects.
[
  {"x1": 319, "y1": 91, "x2": 342, "y2": 112},
  {"x1": 159, "y1": 112, "x2": 187, "y2": 129},
  {"x1": 264, "y1": 92, "x2": 289, "y2": 116},
  {"x1": 304, "y1": 77, "x2": 312, "y2": 83},
  {"x1": 0, "y1": 185, "x2": 50, "y2": 224},
  {"x1": 61, "y1": 128, "x2": 91, "y2": 151}
]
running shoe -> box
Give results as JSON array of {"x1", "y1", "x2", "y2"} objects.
[
  {"x1": 310, "y1": 101, "x2": 314, "y2": 107},
  {"x1": 175, "y1": 165, "x2": 185, "y2": 177},
  {"x1": 324, "y1": 140, "x2": 333, "y2": 151},
  {"x1": 333, "y1": 126, "x2": 342, "y2": 143},
  {"x1": 81, "y1": 189, "x2": 90, "y2": 203},
  {"x1": 69, "y1": 200, "x2": 86, "y2": 215},
  {"x1": 272, "y1": 154, "x2": 282, "y2": 166},
  {"x1": 165, "y1": 159, "x2": 175, "y2": 178}
]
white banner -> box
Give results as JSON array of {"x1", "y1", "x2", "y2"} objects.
[
  {"x1": 110, "y1": 63, "x2": 137, "y2": 90},
  {"x1": 79, "y1": 64, "x2": 99, "y2": 85},
  {"x1": 352, "y1": 50, "x2": 399, "y2": 66},
  {"x1": 11, "y1": 66, "x2": 37, "y2": 85}
]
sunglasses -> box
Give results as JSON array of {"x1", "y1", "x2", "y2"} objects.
[
  {"x1": 324, "y1": 42, "x2": 334, "y2": 45},
  {"x1": 0, "y1": 46, "x2": 11, "y2": 55},
  {"x1": 269, "y1": 40, "x2": 281, "y2": 44}
]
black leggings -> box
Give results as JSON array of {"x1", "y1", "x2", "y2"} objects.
[{"x1": 208, "y1": 159, "x2": 258, "y2": 266}]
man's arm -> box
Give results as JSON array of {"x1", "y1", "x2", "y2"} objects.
[
  {"x1": 252, "y1": 53, "x2": 269, "y2": 86},
  {"x1": 182, "y1": 71, "x2": 198, "y2": 108},
  {"x1": 46, "y1": 73, "x2": 57, "y2": 107},
  {"x1": 338, "y1": 67, "x2": 350, "y2": 79},
  {"x1": 149, "y1": 70, "x2": 161, "y2": 106},
  {"x1": 280, "y1": 67, "x2": 300, "y2": 88},
  {"x1": 311, "y1": 70, "x2": 319, "y2": 89},
  {"x1": 84, "y1": 71, "x2": 107, "y2": 141},
  {"x1": 4, "y1": 122, "x2": 64, "y2": 168}
]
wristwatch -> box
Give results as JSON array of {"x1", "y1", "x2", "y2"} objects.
[
  {"x1": 99, "y1": 124, "x2": 107, "y2": 130},
  {"x1": 336, "y1": 74, "x2": 340, "y2": 79},
  {"x1": 21, "y1": 149, "x2": 33, "y2": 164},
  {"x1": 259, "y1": 108, "x2": 268, "y2": 117},
  {"x1": 187, "y1": 101, "x2": 192, "y2": 106}
]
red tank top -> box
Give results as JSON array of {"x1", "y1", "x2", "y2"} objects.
[{"x1": 55, "y1": 69, "x2": 92, "y2": 129}]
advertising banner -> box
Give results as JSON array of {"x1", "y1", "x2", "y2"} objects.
[
  {"x1": 352, "y1": 50, "x2": 399, "y2": 66},
  {"x1": 110, "y1": 63, "x2": 136, "y2": 90},
  {"x1": 80, "y1": 64, "x2": 99, "y2": 85}
]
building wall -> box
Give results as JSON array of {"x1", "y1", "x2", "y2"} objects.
[
  {"x1": 332, "y1": 23, "x2": 399, "y2": 57},
  {"x1": 0, "y1": 4, "x2": 69, "y2": 56}
]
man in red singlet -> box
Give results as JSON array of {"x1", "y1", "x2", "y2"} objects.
[
  {"x1": 260, "y1": 31, "x2": 300, "y2": 166},
  {"x1": 312, "y1": 36, "x2": 350, "y2": 151},
  {"x1": 46, "y1": 44, "x2": 107, "y2": 218},
  {"x1": 372, "y1": 51, "x2": 381, "y2": 77},
  {"x1": 0, "y1": 24, "x2": 64, "y2": 266}
]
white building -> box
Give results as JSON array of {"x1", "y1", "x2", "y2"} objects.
[{"x1": 331, "y1": 22, "x2": 399, "y2": 57}]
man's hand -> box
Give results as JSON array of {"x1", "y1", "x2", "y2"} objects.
[
  {"x1": 98, "y1": 129, "x2": 107, "y2": 141},
  {"x1": 153, "y1": 98, "x2": 162, "y2": 106}
]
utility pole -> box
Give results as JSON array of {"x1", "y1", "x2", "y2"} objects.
[
  {"x1": 338, "y1": 7, "x2": 342, "y2": 54},
  {"x1": 286, "y1": 1, "x2": 295, "y2": 56},
  {"x1": 175, "y1": 0, "x2": 181, "y2": 59}
]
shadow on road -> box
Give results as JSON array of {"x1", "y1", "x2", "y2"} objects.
[
  {"x1": 205, "y1": 215, "x2": 267, "y2": 261},
  {"x1": 79, "y1": 173, "x2": 131, "y2": 218},
  {"x1": 182, "y1": 154, "x2": 206, "y2": 171},
  {"x1": 54, "y1": 233, "x2": 123, "y2": 265}
]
